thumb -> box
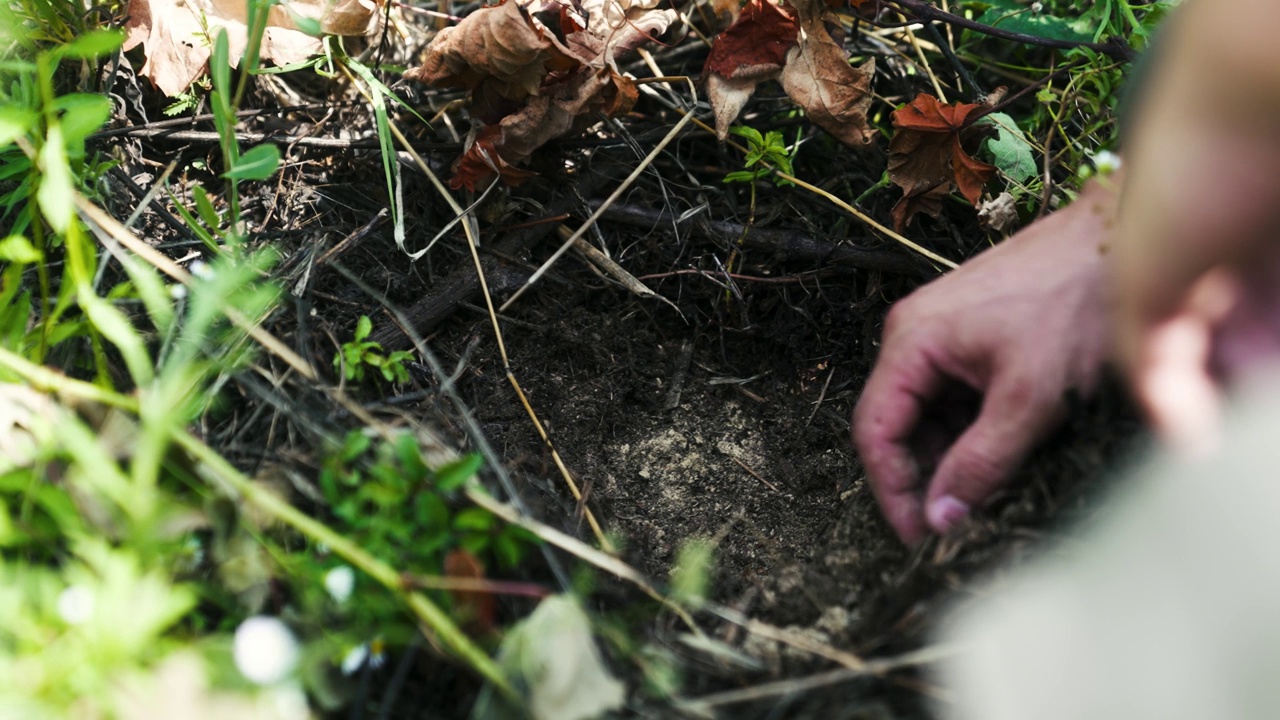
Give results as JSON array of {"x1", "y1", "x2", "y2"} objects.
[{"x1": 923, "y1": 374, "x2": 1063, "y2": 535}]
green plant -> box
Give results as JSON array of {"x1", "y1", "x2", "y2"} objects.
[
  {"x1": 332, "y1": 315, "x2": 415, "y2": 383},
  {"x1": 723, "y1": 125, "x2": 798, "y2": 187},
  {"x1": 319, "y1": 431, "x2": 538, "y2": 573}
]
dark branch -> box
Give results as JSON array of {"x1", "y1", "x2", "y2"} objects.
[{"x1": 884, "y1": 0, "x2": 1137, "y2": 63}]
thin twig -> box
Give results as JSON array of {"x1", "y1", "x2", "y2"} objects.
[
  {"x1": 498, "y1": 77, "x2": 700, "y2": 312},
  {"x1": 387, "y1": 118, "x2": 615, "y2": 551}
]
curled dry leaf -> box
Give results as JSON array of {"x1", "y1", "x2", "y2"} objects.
[
  {"x1": 407, "y1": 0, "x2": 674, "y2": 189},
  {"x1": 450, "y1": 68, "x2": 638, "y2": 191},
  {"x1": 123, "y1": 0, "x2": 379, "y2": 97},
  {"x1": 887, "y1": 93, "x2": 996, "y2": 231},
  {"x1": 978, "y1": 191, "x2": 1020, "y2": 233},
  {"x1": 703, "y1": 0, "x2": 874, "y2": 146},
  {"x1": 403, "y1": 1, "x2": 581, "y2": 104}
]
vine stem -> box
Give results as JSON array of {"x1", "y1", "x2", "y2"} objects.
[{"x1": 885, "y1": 0, "x2": 1137, "y2": 62}]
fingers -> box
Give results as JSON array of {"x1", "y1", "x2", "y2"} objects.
[
  {"x1": 853, "y1": 346, "x2": 944, "y2": 545},
  {"x1": 1123, "y1": 271, "x2": 1235, "y2": 454},
  {"x1": 1135, "y1": 313, "x2": 1220, "y2": 454},
  {"x1": 923, "y1": 371, "x2": 1064, "y2": 535}
]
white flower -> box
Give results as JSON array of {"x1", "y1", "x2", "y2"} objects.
[
  {"x1": 1091, "y1": 149, "x2": 1122, "y2": 175},
  {"x1": 169, "y1": 284, "x2": 188, "y2": 299},
  {"x1": 56, "y1": 585, "x2": 94, "y2": 625},
  {"x1": 340, "y1": 639, "x2": 386, "y2": 676},
  {"x1": 233, "y1": 616, "x2": 300, "y2": 686},
  {"x1": 189, "y1": 260, "x2": 213, "y2": 280},
  {"x1": 340, "y1": 644, "x2": 368, "y2": 676},
  {"x1": 324, "y1": 566, "x2": 355, "y2": 604}
]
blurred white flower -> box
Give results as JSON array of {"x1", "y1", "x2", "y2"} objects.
[
  {"x1": 56, "y1": 585, "x2": 94, "y2": 625},
  {"x1": 169, "y1": 284, "x2": 188, "y2": 299},
  {"x1": 189, "y1": 260, "x2": 213, "y2": 280},
  {"x1": 340, "y1": 639, "x2": 386, "y2": 676},
  {"x1": 340, "y1": 644, "x2": 367, "y2": 676},
  {"x1": 233, "y1": 616, "x2": 300, "y2": 686},
  {"x1": 324, "y1": 566, "x2": 355, "y2": 604},
  {"x1": 1091, "y1": 149, "x2": 1122, "y2": 175}
]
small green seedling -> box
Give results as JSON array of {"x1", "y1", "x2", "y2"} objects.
[
  {"x1": 333, "y1": 315, "x2": 414, "y2": 383},
  {"x1": 723, "y1": 125, "x2": 797, "y2": 187}
]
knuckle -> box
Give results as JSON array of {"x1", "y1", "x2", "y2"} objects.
[
  {"x1": 946, "y1": 444, "x2": 1009, "y2": 490},
  {"x1": 882, "y1": 302, "x2": 914, "y2": 337}
]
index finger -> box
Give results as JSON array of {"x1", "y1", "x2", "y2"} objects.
[{"x1": 853, "y1": 346, "x2": 945, "y2": 545}]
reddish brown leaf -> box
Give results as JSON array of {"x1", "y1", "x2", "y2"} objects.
[
  {"x1": 703, "y1": 0, "x2": 797, "y2": 139},
  {"x1": 893, "y1": 92, "x2": 987, "y2": 134},
  {"x1": 705, "y1": 0, "x2": 874, "y2": 146},
  {"x1": 703, "y1": 0, "x2": 798, "y2": 79},
  {"x1": 887, "y1": 93, "x2": 996, "y2": 231},
  {"x1": 451, "y1": 126, "x2": 538, "y2": 192},
  {"x1": 444, "y1": 549, "x2": 496, "y2": 634}
]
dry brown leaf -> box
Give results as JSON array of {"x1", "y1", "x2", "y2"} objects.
[
  {"x1": 702, "y1": 0, "x2": 797, "y2": 139},
  {"x1": 403, "y1": 1, "x2": 581, "y2": 104},
  {"x1": 703, "y1": 0, "x2": 873, "y2": 146},
  {"x1": 321, "y1": 0, "x2": 380, "y2": 35},
  {"x1": 444, "y1": 549, "x2": 496, "y2": 633},
  {"x1": 122, "y1": 0, "x2": 377, "y2": 97},
  {"x1": 887, "y1": 93, "x2": 996, "y2": 231},
  {"x1": 452, "y1": 126, "x2": 538, "y2": 191},
  {"x1": 978, "y1": 191, "x2": 1019, "y2": 233},
  {"x1": 782, "y1": 0, "x2": 874, "y2": 146},
  {"x1": 450, "y1": 67, "x2": 635, "y2": 190},
  {"x1": 408, "y1": 0, "x2": 674, "y2": 189}
]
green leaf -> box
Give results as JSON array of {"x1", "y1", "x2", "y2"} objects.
[
  {"x1": 981, "y1": 112, "x2": 1037, "y2": 183},
  {"x1": 55, "y1": 94, "x2": 111, "y2": 156},
  {"x1": 435, "y1": 454, "x2": 484, "y2": 492},
  {"x1": 729, "y1": 125, "x2": 764, "y2": 147},
  {"x1": 395, "y1": 434, "x2": 428, "y2": 483},
  {"x1": 0, "y1": 108, "x2": 35, "y2": 147},
  {"x1": 415, "y1": 492, "x2": 449, "y2": 530},
  {"x1": 223, "y1": 143, "x2": 280, "y2": 180},
  {"x1": 291, "y1": 15, "x2": 323, "y2": 37},
  {"x1": 211, "y1": 30, "x2": 232, "y2": 99},
  {"x1": 117, "y1": 255, "x2": 175, "y2": 334},
  {"x1": 670, "y1": 538, "x2": 714, "y2": 610},
  {"x1": 166, "y1": 188, "x2": 219, "y2": 252},
  {"x1": 723, "y1": 170, "x2": 758, "y2": 184},
  {"x1": 492, "y1": 532, "x2": 524, "y2": 569},
  {"x1": 0, "y1": 235, "x2": 39, "y2": 263},
  {"x1": 975, "y1": 0, "x2": 1092, "y2": 42},
  {"x1": 355, "y1": 315, "x2": 372, "y2": 341},
  {"x1": 36, "y1": 124, "x2": 74, "y2": 234},
  {"x1": 82, "y1": 291, "x2": 153, "y2": 384},
  {"x1": 453, "y1": 507, "x2": 495, "y2": 532},
  {"x1": 340, "y1": 430, "x2": 373, "y2": 463},
  {"x1": 57, "y1": 29, "x2": 125, "y2": 59},
  {"x1": 192, "y1": 185, "x2": 220, "y2": 230}
]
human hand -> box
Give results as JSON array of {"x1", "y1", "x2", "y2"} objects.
[
  {"x1": 853, "y1": 182, "x2": 1116, "y2": 544},
  {"x1": 1111, "y1": 1, "x2": 1280, "y2": 452}
]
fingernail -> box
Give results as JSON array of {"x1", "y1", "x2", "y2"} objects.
[{"x1": 927, "y1": 495, "x2": 969, "y2": 533}]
